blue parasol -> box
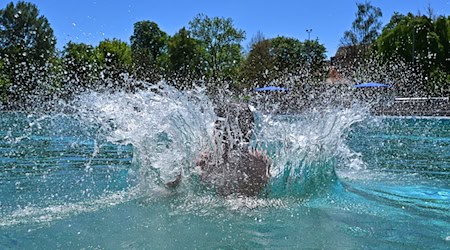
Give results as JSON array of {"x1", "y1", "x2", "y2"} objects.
[
  {"x1": 353, "y1": 82, "x2": 392, "y2": 88},
  {"x1": 253, "y1": 86, "x2": 289, "y2": 91}
]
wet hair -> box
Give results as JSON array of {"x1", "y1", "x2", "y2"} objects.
[
  {"x1": 214, "y1": 103, "x2": 255, "y2": 152},
  {"x1": 167, "y1": 102, "x2": 270, "y2": 196},
  {"x1": 196, "y1": 102, "x2": 270, "y2": 197}
]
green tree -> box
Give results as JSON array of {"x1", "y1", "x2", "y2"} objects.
[
  {"x1": 434, "y1": 16, "x2": 449, "y2": 73},
  {"x1": 0, "y1": 59, "x2": 9, "y2": 103},
  {"x1": 167, "y1": 27, "x2": 205, "y2": 86},
  {"x1": 246, "y1": 30, "x2": 265, "y2": 51},
  {"x1": 341, "y1": 1, "x2": 382, "y2": 46},
  {"x1": 61, "y1": 41, "x2": 99, "y2": 94},
  {"x1": 376, "y1": 13, "x2": 449, "y2": 95},
  {"x1": 300, "y1": 39, "x2": 327, "y2": 81},
  {"x1": 378, "y1": 14, "x2": 443, "y2": 65},
  {"x1": 270, "y1": 36, "x2": 304, "y2": 77},
  {"x1": 189, "y1": 14, "x2": 245, "y2": 81},
  {"x1": 0, "y1": 1, "x2": 56, "y2": 108},
  {"x1": 95, "y1": 39, "x2": 132, "y2": 90},
  {"x1": 382, "y1": 12, "x2": 405, "y2": 32},
  {"x1": 130, "y1": 21, "x2": 167, "y2": 81},
  {"x1": 240, "y1": 36, "x2": 327, "y2": 88},
  {"x1": 240, "y1": 39, "x2": 273, "y2": 88}
]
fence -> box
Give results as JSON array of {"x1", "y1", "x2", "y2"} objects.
[{"x1": 373, "y1": 97, "x2": 450, "y2": 116}]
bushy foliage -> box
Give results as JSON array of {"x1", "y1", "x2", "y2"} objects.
[
  {"x1": 189, "y1": 14, "x2": 245, "y2": 81},
  {"x1": 95, "y1": 38, "x2": 132, "y2": 88},
  {"x1": 61, "y1": 42, "x2": 99, "y2": 94},
  {"x1": 0, "y1": 1, "x2": 56, "y2": 108},
  {"x1": 130, "y1": 21, "x2": 167, "y2": 81},
  {"x1": 167, "y1": 27, "x2": 205, "y2": 86},
  {"x1": 240, "y1": 37, "x2": 327, "y2": 89},
  {"x1": 376, "y1": 13, "x2": 449, "y2": 95},
  {"x1": 0, "y1": 1, "x2": 448, "y2": 109},
  {"x1": 341, "y1": 1, "x2": 383, "y2": 46}
]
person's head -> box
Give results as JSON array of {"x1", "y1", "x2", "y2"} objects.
[
  {"x1": 214, "y1": 102, "x2": 255, "y2": 146},
  {"x1": 198, "y1": 102, "x2": 270, "y2": 197}
]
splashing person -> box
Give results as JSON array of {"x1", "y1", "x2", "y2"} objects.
[
  {"x1": 166, "y1": 102, "x2": 271, "y2": 197},
  {"x1": 196, "y1": 102, "x2": 270, "y2": 197}
]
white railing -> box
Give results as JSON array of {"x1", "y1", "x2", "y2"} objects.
[{"x1": 395, "y1": 97, "x2": 449, "y2": 102}]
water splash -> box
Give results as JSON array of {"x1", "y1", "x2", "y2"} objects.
[
  {"x1": 256, "y1": 107, "x2": 368, "y2": 197},
  {"x1": 72, "y1": 82, "x2": 369, "y2": 198},
  {"x1": 73, "y1": 83, "x2": 217, "y2": 194},
  {"x1": 0, "y1": 82, "x2": 373, "y2": 228}
]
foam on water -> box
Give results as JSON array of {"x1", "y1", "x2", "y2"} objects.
[{"x1": 0, "y1": 188, "x2": 139, "y2": 227}]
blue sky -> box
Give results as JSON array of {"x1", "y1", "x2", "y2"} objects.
[{"x1": 7, "y1": 0, "x2": 450, "y2": 58}]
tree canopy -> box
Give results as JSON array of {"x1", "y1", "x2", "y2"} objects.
[
  {"x1": 0, "y1": 1, "x2": 56, "y2": 107},
  {"x1": 189, "y1": 14, "x2": 245, "y2": 80},
  {"x1": 167, "y1": 27, "x2": 204, "y2": 84},
  {"x1": 240, "y1": 39, "x2": 273, "y2": 88},
  {"x1": 376, "y1": 13, "x2": 450, "y2": 95},
  {"x1": 240, "y1": 36, "x2": 327, "y2": 88},
  {"x1": 61, "y1": 42, "x2": 99, "y2": 93},
  {"x1": 95, "y1": 39, "x2": 132, "y2": 89},
  {"x1": 341, "y1": 1, "x2": 383, "y2": 46},
  {"x1": 0, "y1": 0, "x2": 448, "y2": 109},
  {"x1": 130, "y1": 20, "x2": 167, "y2": 81}
]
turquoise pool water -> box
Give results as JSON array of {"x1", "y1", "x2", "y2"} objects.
[{"x1": 0, "y1": 92, "x2": 449, "y2": 249}]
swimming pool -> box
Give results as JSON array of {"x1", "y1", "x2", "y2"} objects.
[{"x1": 1, "y1": 89, "x2": 449, "y2": 249}]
